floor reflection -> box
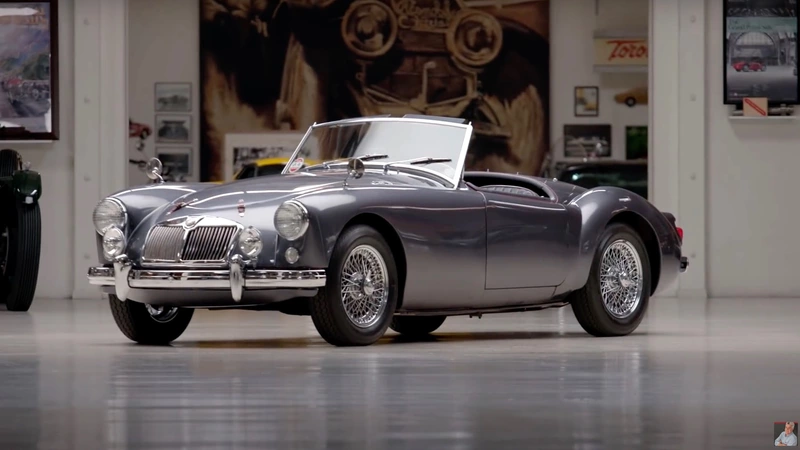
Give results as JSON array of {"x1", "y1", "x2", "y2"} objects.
[{"x1": 0, "y1": 297, "x2": 796, "y2": 449}]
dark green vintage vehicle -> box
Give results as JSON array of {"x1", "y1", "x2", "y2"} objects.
[{"x1": 0, "y1": 148, "x2": 42, "y2": 311}]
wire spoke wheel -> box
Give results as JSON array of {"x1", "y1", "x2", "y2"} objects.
[
  {"x1": 340, "y1": 244, "x2": 389, "y2": 328},
  {"x1": 599, "y1": 239, "x2": 643, "y2": 319}
]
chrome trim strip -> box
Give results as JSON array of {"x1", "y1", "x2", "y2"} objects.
[{"x1": 87, "y1": 266, "x2": 326, "y2": 290}]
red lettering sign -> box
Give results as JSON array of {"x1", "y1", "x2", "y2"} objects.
[{"x1": 607, "y1": 39, "x2": 648, "y2": 61}]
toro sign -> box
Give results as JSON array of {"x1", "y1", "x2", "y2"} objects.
[{"x1": 594, "y1": 38, "x2": 648, "y2": 67}]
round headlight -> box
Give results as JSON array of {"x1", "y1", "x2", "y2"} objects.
[
  {"x1": 102, "y1": 227, "x2": 126, "y2": 261},
  {"x1": 274, "y1": 201, "x2": 309, "y2": 241},
  {"x1": 238, "y1": 226, "x2": 263, "y2": 258},
  {"x1": 93, "y1": 198, "x2": 126, "y2": 235}
]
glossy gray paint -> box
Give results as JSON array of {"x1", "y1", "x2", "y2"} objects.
[{"x1": 96, "y1": 162, "x2": 684, "y2": 313}]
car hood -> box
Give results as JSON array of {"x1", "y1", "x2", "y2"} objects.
[{"x1": 141, "y1": 169, "x2": 438, "y2": 227}]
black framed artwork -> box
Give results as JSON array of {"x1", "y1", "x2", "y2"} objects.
[
  {"x1": 155, "y1": 82, "x2": 191, "y2": 112},
  {"x1": 723, "y1": 0, "x2": 799, "y2": 106},
  {"x1": 0, "y1": 0, "x2": 59, "y2": 140},
  {"x1": 574, "y1": 86, "x2": 599, "y2": 117},
  {"x1": 625, "y1": 126, "x2": 648, "y2": 160},
  {"x1": 563, "y1": 124, "x2": 611, "y2": 158}
]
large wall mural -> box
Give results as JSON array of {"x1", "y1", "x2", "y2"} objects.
[{"x1": 200, "y1": 0, "x2": 550, "y2": 181}]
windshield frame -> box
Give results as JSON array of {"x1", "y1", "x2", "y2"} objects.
[{"x1": 281, "y1": 116, "x2": 473, "y2": 189}]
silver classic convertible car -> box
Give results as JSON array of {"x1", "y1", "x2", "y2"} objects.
[{"x1": 88, "y1": 115, "x2": 687, "y2": 346}]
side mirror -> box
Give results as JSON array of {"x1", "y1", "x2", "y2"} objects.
[
  {"x1": 145, "y1": 157, "x2": 163, "y2": 183},
  {"x1": 347, "y1": 158, "x2": 365, "y2": 179}
]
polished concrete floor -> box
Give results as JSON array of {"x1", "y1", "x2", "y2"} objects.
[{"x1": 0, "y1": 296, "x2": 797, "y2": 449}]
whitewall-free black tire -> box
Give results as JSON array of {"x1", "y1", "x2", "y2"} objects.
[
  {"x1": 310, "y1": 225, "x2": 399, "y2": 346},
  {"x1": 390, "y1": 316, "x2": 446, "y2": 338},
  {"x1": 570, "y1": 222, "x2": 651, "y2": 337},
  {"x1": 108, "y1": 295, "x2": 194, "y2": 345}
]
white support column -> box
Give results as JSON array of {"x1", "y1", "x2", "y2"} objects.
[
  {"x1": 676, "y1": 0, "x2": 707, "y2": 298},
  {"x1": 72, "y1": 0, "x2": 128, "y2": 299},
  {"x1": 649, "y1": 0, "x2": 707, "y2": 298}
]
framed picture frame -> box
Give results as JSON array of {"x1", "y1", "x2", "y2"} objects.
[
  {"x1": 0, "y1": 1, "x2": 59, "y2": 141},
  {"x1": 723, "y1": 0, "x2": 799, "y2": 106},
  {"x1": 155, "y1": 114, "x2": 192, "y2": 144},
  {"x1": 156, "y1": 147, "x2": 193, "y2": 179},
  {"x1": 625, "y1": 126, "x2": 648, "y2": 160},
  {"x1": 563, "y1": 124, "x2": 611, "y2": 158},
  {"x1": 155, "y1": 82, "x2": 191, "y2": 112},
  {"x1": 574, "y1": 86, "x2": 599, "y2": 117},
  {"x1": 223, "y1": 132, "x2": 306, "y2": 182}
]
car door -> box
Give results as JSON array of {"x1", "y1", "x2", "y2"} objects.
[{"x1": 482, "y1": 190, "x2": 571, "y2": 289}]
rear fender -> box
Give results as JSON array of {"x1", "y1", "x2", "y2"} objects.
[{"x1": 555, "y1": 187, "x2": 670, "y2": 295}]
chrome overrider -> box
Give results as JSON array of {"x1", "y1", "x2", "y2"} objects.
[{"x1": 86, "y1": 216, "x2": 327, "y2": 302}]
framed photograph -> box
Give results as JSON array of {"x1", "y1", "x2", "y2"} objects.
[
  {"x1": 155, "y1": 82, "x2": 191, "y2": 112},
  {"x1": 223, "y1": 132, "x2": 307, "y2": 181},
  {"x1": 563, "y1": 124, "x2": 611, "y2": 158},
  {"x1": 574, "y1": 86, "x2": 599, "y2": 116},
  {"x1": 625, "y1": 126, "x2": 648, "y2": 160},
  {"x1": 156, "y1": 147, "x2": 192, "y2": 179},
  {"x1": 155, "y1": 114, "x2": 191, "y2": 144},
  {"x1": 0, "y1": 1, "x2": 59, "y2": 140},
  {"x1": 723, "y1": 0, "x2": 799, "y2": 106}
]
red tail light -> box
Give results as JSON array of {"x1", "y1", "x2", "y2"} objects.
[{"x1": 676, "y1": 227, "x2": 684, "y2": 242}]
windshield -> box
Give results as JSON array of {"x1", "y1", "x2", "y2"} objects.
[{"x1": 283, "y1": 118, "x2": 471, "y2": 186}]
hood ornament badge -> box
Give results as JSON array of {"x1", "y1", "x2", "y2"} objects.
[
  {"x1": 237, "y1": 199, "x2": 246, "y2": 216},
  {"x1": 183, "y1": 216, "x2": 201, "y2": 229},
  {"x1": 167, "y1": 198, "x2": 197, "y2": 215}
]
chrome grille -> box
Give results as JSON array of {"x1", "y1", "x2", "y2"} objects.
[
  {"x1": 142, "y1": 226, "x2": 185, "y2": 261},
  {"x1": 182, "y1": 226, "x2": 238, "y2": 261}
]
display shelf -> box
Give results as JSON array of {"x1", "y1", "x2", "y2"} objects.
[
  {"x1": 593, "y1": 65, "x2": 648, "y2": 73},
  {"x1": 0, "y1": 140, "x2": 55, "y2": 144},
  {"x1": 728, "y1": 115, "x2": 800, "y2": 121}
]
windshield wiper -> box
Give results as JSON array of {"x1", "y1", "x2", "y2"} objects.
[
  {"x1": 304, "y1": 153, "x2": 389, "y2": 170},
  {"x1": 381, "y1": 157, "x2": 452, "y2": 170}
]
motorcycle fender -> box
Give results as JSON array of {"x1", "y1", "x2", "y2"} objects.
[{"x1": 11, "y1": 170, "x2": 42, "y2": 204}]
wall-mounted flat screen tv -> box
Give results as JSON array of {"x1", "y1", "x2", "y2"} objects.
[{"x1": 724, "y1": 0, "x2": 799, "y2": 105}]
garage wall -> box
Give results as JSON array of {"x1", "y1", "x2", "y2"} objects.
[
  {"x1": 17, "y1": 0, "x2": 75, "y2": 299},
  {"x1": 550, "y1": 0, "x2": 649, "y2": 161},
  {"x1": 706, "y1": 0, "x2": 800, "y2": 297},
  {"x1": 127, "y1": 0, "x2": 200, "y2": 186}
]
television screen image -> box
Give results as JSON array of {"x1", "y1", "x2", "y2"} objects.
[{"x1": 724, "y1": 0, "x2": 799, "y2": 105}]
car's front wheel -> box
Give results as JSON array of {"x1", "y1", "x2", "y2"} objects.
[
  {"x1": 310, "y1": 225, "x2": 398, "y2": 346},
  {"x1": 108, "y1": 295, "x2": 194, "y2": 345},
  {"x1": 570, "y1": 222, "x2": 651, "y2": 336}
]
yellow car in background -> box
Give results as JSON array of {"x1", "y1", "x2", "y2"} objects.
[{"x1": 233, "y1": 157, "x2": 319, "y2": 180}]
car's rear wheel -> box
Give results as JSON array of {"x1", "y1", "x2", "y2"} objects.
[
  {"x1": 570, "y1": 222, "x2": 651, "y2": 336},
  {"x1": 108, "y1": 295, "x2": 194, "y2": 345},
  {"x1": 310, "y1": 225, "x2": 398, "y2": 346},
  {"x1": 0, "y1": 194, "x2": 41, "y2": 311},
  {"x1": 390, "y1": 316, "x2": 446, "y2": 338}
]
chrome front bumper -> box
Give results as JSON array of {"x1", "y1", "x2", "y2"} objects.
[{"x1": 87, "y1": 256, "x2": 326, "y2": 302}]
